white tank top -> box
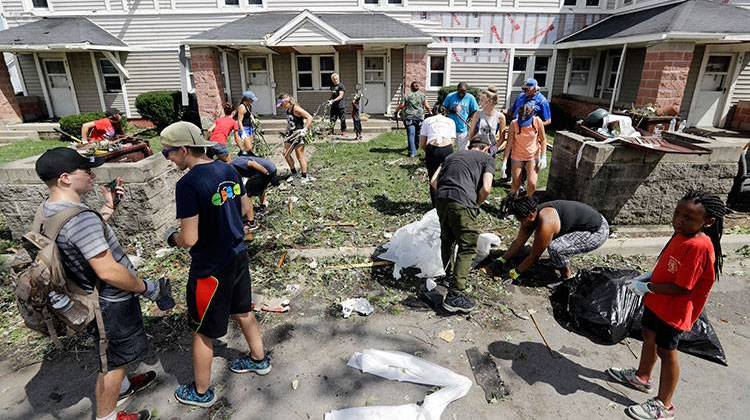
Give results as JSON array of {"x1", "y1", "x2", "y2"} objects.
[{"x1": 476, "y1": 110, "x2": 500, "y2": 143}]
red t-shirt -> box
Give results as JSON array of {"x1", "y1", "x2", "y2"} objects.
[
  {"x1": 209, "y1": 116, "x2": 239, "y2": 145},
  {"x1": 644, "y1": 233, "x2": 715, "y2": 331},
  {"x1": 89, "y1": 118, "x2": 115, "y2": 141}
]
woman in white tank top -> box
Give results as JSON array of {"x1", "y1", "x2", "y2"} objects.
[{"x1": 468, "y1": 86, "x2": 506, "y2": 156}]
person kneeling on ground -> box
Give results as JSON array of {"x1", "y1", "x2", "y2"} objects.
[
  {"x1": 430, "y1": 133, "x2": 495, "y2": 313},
  {"x1": 608, "y1": 190, "x2": 730, "y2": 420},
  {"x1": 35, "y1": 148, "x2": 160, "y2": 420},
  {"x1": 230, "y1": 154, "x2": 278, "y2": 231},
  {"x1": 81, "y1": 108, "x2": 123, "y2": 143},
  {"x1": 206, "y1": 102, "x2": 242, "y2": 162},
  {"x1": 499, "y1": 195, "x2": 609, "y2": 283},
  {"x1": 160, "y1": 122, "x2": 271, "y2": 408}
]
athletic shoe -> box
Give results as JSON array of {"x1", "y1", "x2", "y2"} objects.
[
  {"x1": 174, "y1": 383, "x2": 217, "y2": 408},
  {"x1": 627, "y1": 398, "x2": 675, "y2": 420},
  {"x1": 255, "y1": 204, "x2": 268, "y2": 217},
  {"x1": 244, "y1": 219, "x2": 259, "y2": 231},
  {"x1": 117, "y1": 410, "x2": 150, "y2": 420},
  {"x1": 229, "y1": 355, "x2": 272, "y2": 375},
  {"x1": 117, "y1": 371, "x2": 157, "y2": 406},
  {"x1": 607, "y1": 367, "x2": 653, "y2": 393},
  {"x1": 442, "y1": 289, "x2": 477, "y2": 313}
]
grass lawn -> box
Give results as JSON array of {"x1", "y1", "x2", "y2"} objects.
[{"x1": 0, "y1": 139, "x2": 65, "y2": 164}]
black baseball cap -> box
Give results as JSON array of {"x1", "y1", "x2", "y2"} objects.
[
  {"x1": 105, "y1": 107, "x2": 121, "y2": 118},
  {"x1": 470, "y1": 133, "x2": 492, "y2": 147},
  {"x1": 35, "y1": 147, "x2": 105, "y2": 182}
]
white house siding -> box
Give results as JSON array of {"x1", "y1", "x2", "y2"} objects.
[
  {"x1": 519, "y1": 0, "x2": 565, "y2": 8},
  {"x1": 406, "y1": 1, "x2": 449, "y2": 7},
  {"x1": 227, "y1": 51, "x2": 243, "y2": 105},
  {"x1": 389, "y1": 48, "x2": 404, "y2": 114},
  {"x1": 123, "y1": 51, "x2": 182, "y2": 116},
  {"x1": 52, "y1": 1, "x2": 107, "y2": 12},
  {"x1": 126, "y1": 0, "x2": 157, "y2": 11},
  {"x1": 472, "y1": 0, "x2": 497, "y2": 7},
  {"x1": 448, "y1": 53, "x2": 510, "y2": 109},
  {"x1": 159, "y1": 0, "x2": 174, "y2": 9},
  {"x1": 729, "y1": 53, "x2": 750, "y2": 106},
  {"x1": 277, "y1": 23, "x2": 337, "y2": 46},
  {"x1": 1, "y1": 0, "x2": 25, "y2": 14},
  {"x1": 265, "y1": 0, "x2": 358, "y2": 8},
  {"x1": 16, "y1": 54, "x2": 43, "y2": 98},
  {"x1": 175, "y1": 0, "x2": 218, "y2": 8},
  {"x1": 67, "y1": 52, "x2": 102, "y2": 113}
]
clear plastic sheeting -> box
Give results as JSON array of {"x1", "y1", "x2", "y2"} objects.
[
  {"x1": 378, "y1": 210, "x2": 445, "y2": 279},
  {"x1": 324, "y1": 349, "x2": 473, "y2": 420}
]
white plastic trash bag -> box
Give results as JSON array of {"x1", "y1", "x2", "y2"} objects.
[
  {"x1": 324, "y1": 349, "x2": 473, "y2": 420},
  {"x1": 603, "y1": 114, "x2": 640, "y2": 137},
  {"x1": 473, "y1": 233, "x2": 501, "y2": 268},
  {"x1": 378, "y1": 209, "x2": 445, "y2": 279},
  {"x1": 341, "y1": 298, "x2": 375, "y2": 318}
]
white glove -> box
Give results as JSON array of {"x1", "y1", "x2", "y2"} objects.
[
  {"x1": 538, "y1": 154, "x2": 548, "y2": 171},
  {"x1": 501, "y1": 160, "x2": 508, "y2": 175},
  {"x1": 626, "y1": 280, "x2": 651, "y2": 297},
  {"x1": 327, "y1": 100, "x2": 334, "y2": 105},
  {"x1": 141, "y1": 279, "x2": 160, "y2": 301},
  {"x1": 299, "y1": 127, "x2": 308, "y2": 137}
]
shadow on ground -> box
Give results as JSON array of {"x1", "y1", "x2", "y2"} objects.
[{"x1": 370, "y1": 194, "x2": 432, "y2": 216}]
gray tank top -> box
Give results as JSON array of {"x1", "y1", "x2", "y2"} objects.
[{"x1": 476, "y1": 110, "x2": 500, "y2": 144}]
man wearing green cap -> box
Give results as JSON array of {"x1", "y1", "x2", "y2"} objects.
[{"x1": 160, "y1": 122, "x2": 271, "y2": 408}]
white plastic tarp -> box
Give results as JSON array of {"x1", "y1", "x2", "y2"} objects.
[{"x1": 324, "y1": 349, "x2": 473, "y2": 420}]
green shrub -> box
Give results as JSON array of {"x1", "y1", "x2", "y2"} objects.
[
  {"x1": 435, "y1": 85, "x2": 483, "y2": 110},
  {"x1": 134, "y1": 91, "x2": 183, "y2": 131},
  {"x1": 58, "y1": 112, "x2": 129, "y2": 141}
]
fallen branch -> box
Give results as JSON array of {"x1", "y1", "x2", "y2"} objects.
[
  {"x1": 275, "y1": 251, "x2": 288, "y2": 272},
  {"x1": 325, "y1": 260, "x2": 393, "y2": 270},
  {"x1": 528, "y1": 310, "x2": 557, "y2": 358}
]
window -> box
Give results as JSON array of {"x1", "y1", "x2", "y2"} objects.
[
  {"x1": 99, "y1": 59, "x2": 122, "y2": 93},
  {"x1": 365, "y1": 0, "x2": 379, "y2": 3},
  {"x1": 512, "y1": 54, "x2": 551, "y2": 90},
  {"x1": 224, "y1": 0, "x2": 239, "y2": 5},
  {"x1": 512, "y1": 56, "x2": 528, "y2": 87},
  {"x1": 564, "y1": 0, "x2": 599, "y2": 6},
  {"x1": 585, "y1": 0, "x2": 600, "y2": 5},
  {"x1": 606, "y1": 55, "x2": 620, "y2": 90},
  {"x1": 186, "y1": 57, "x2": 195, "y2": 92},
  {"x1": 249, "y1": 0, "x2": 263, "y2": 4},
  {"x1": 32, "y1": 0, "x2": 48, "y2": 7},
  {"x1": 428, "y1": 56, "x2": 445, "y2": 88},
  {"x1": 567, "y1": 57, "x2": 592, "y2": 95},
  {"x1": 533, "y1": 56, "x2": 549, "y2": 87},
  {"x1": 563, "y1": 0, "x2": 576, "y2": 5},
  {"x1": 388, "y1": 0, "x2": 403, "y2": 3},
  {"x1": 364, "y1": 56, "x2": 385, "y2": 83},
  {"x1": 296, "y1": 55, "x2": 336, "y2": 90}
]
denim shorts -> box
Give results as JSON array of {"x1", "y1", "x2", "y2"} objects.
[
  {"x1": 211, "y1": 143, "x2": 229, "y2": 156},
  {"x1": 240, "y1": 126, "x2": 254, "y2": 138}
]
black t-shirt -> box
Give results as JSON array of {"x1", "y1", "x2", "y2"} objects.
[
  {"x1": 330, "y1": 83, "x2": 346, "y2": 109},
  {"x1": 435, "y1": 150, "x2": 496, "y2": 209},
  {"x1": 539, "y1": 200, "x2": 603, "y2": 238},
  {"x1": 176, "y1": 160, "x2": 247, "y2": 277}
]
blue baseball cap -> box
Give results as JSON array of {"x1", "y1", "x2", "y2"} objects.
[
  {"x1": 524, "y1": 79, "x2": 539, "y2": 89},
  {"x1": 242, "y1": 90, "x2": 257, "y2": 101}
]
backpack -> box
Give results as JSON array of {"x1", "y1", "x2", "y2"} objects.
[{"x1": 13, "y1": 205, "x2": 109, "y2": 371}]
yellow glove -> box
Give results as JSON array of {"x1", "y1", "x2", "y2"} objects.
[
  {"x1": 496, "y1": 256, "x2": 507, "y2": 265},
  {"x1": 508, "y1": 268, "x2": 520, "y2": 280}
]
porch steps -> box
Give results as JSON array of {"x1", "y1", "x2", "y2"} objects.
[
  {"x1": 6, "y1": 122, "x2": 60, "y2": 140},
  {"x1": 0, "y1": 128, "x2": 39, "y2": 144}
]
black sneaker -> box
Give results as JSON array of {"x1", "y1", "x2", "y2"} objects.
[
  {"x1": 117, "y1": 371, "x2": 157, "y2": 406},
  {"x1": 255, "y1": 204, "x2": 268, "y2": 218},
  {"x1": 442, "y1": 289, "x2": 477, "y2": 313},
  {"x1": 244, "y1": 219, "x2": 259, "y2": 231}
]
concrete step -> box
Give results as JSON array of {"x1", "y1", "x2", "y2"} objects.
[
  {"x1": 0, "y1": 130, "x2": 39, "y2": 143},
  {"x1": 6, "y1": 122, "x2": 58, "y2": 139}
]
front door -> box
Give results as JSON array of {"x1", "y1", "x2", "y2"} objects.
[
  {"x1": 43, "y1": 59, "x2": 76, "y2": 117},
  {"x1": 690, "y1": 54, "x2": 735, "y2": 127},
  {"x1": 364, "y1": 56, "x2": 386, "y2": 114},
  {"x1": 244, "y1": 56, "x2": 272, "y2": 115}
]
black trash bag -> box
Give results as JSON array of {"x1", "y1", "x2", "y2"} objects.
[
  {"x1": 630, "y1": 310, "x2": 728, "y2": 366},
  {"x1": 551, "y1": 267, "x2": 642, "y2": 345}
]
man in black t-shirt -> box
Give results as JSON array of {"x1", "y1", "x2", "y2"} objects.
[
  {"x1": 430, "y1": 134, "x2": 495, "y2": 314},
  {"x1": 161, "y1": 122, "x2": 271, "y2": 408},
  {"x1": 328, "y1": 73, "x2": 347, "y2": 136}
]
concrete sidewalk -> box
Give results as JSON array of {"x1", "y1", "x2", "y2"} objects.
[{"x1": 595, "y1": 234, "x2": 750, "y2": 256}]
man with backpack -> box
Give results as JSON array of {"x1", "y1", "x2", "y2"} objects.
[{"x1": 33, "y1": 147, "x2": 160, "y2": 420}]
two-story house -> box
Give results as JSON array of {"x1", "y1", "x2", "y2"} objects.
[{"x1": 0, "y1": 0, "x2": 749, "y2": 129}]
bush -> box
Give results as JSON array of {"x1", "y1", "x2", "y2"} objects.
[
  {"x1": 59, "y1": 112, "x2": 129, "y2": 141},
  {"x1": 135, "y1": 91, "x2": 183, "y2": 131},
  {"x1": 435, "y1": 85, "x2": 483, "y2": 111}
]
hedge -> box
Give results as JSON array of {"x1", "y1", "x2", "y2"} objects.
[
  {"x1": 134, "y1": 91, "x2": 183, "y2": 131},
  {"x1": 59, "y1": 112, "x2": 129, "y2": 141}
]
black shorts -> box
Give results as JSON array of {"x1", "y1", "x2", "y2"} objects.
[
  {"x1": 187, "y1": 252, "x2": 253, "y2": 339},
  {"x1": 93, "y1": 296, "x2": 148, "y2": 372},
  {"x1": 642, "y1": 307, "x2": 682, "y2": 350},
  {"x1": 245, "y1": 173, "x2": 272, "y2": 197}
]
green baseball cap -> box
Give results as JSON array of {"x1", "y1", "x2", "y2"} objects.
[{"x1": 160, "y1": 121, "x2": 214, "y2": 148}]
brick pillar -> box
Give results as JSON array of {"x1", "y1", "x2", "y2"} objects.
[
  {"x1": 0, "y1": 58, "x2": 23, "y2": 123},
  {"x1": 635, "y1": 43, "x2": 694, "y2": 111},
  {"x1": 190, "y1": 47, "x2": 225, "y2": 124},
  {"x1": 404, "y1": 45, "x2": 428, "y2": 89}
]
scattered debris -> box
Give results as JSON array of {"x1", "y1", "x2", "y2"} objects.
[
  {"x1": 341, "y1": 298, "x2": 375, "y2": 318},
  {"x1": 291, "y1": 379, "x2": 299, "y2": 390},
  {"x1": 276, "y1": 251, "x2": 288, "y2": 272},
  {"x1": 437, "y1": 329, "x2": 455, "y2": 343},
  {"x1": 308, "y1": 259, "x2": 318, "y2": 269},
  {"x1": 154, "y1": 247, "x2": 175, "y2": 259},
  {"x1": 261, "y1": 299, "x2": 290, "y2": 313},
  {"x1": 528, "y1": 310, "x2": 557, "y2": 358},
  {"x1": 378, "y1": 210, "x2": 444, "y2": 280},
  {"x1": 326, "y1": 260, "x2": 392, "y2": 270},
  {"x1": 465, "y1": 346, "x2": 510, "y2": 403},
  {"x1": 285, "y1": 284, "x2": 301, "y2": 294}
]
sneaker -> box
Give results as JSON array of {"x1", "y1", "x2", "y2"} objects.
[
  {"x1": 442, "y1": 289, "x2": 477, "y2": 313},
  {"x1": 174, "y1": 383, "x2": 217, "y2": 408},
  {"x1": 286, "y1": 173, "x2": 299, "y2": 183},
  {"x1": 117, "y1": 411, "x2": 150, "y2": 420},
  {"x1": 627, "y1": 398, "x2": 675, "y2": 420},
  {"x1": 607, "y1": 367, "x2": 653, "y2": 393},
  {"x1": 229, "y1": 355, "x2": 272, "y2": 375},
  {"x1": 244, "y1": 219, "x2": 259, "y2": 232},
  {"x1": 255, "y1": 204, "x2": 269, "y2": 217},
  {"x1": 117, "y1": 371, "x2": 157, "y2": 406}
]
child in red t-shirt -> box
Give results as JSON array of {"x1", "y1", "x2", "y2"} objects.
[
  {"x1": 607, "y1": 190, "x2": 730, "y2": 420},
  {"x1": 206, "y1": 103, "x2": 241, "y2": 162}
]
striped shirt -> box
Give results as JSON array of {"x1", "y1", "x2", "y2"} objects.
[{"x1": 42, "y1": 200, "x2": 135, "y2": 303}]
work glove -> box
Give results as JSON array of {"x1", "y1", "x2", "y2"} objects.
[
  {"x1": 327, "y1": 100, "x2": 334, "y2": 106},
  {"x1": 508, "y1": 268, "x2": 521, "y2": 281},
  {"x1": 501, "y1": 160, "x2": 508, "y2": 175},
  {"x1": 299, "y1": 127, "x2": 308, "y2": 137},
  {"x1": 537, "y1": 154, "x2": 548, "y2": 171},
  {"x1": 141, "y1": 278, "x2": 160, "y2": 301},
  {"x1": 496, "y1": 256, "x2": 507, "y2": 265},
  {"x1": 164, "y1": 226, "x2": 179, "y2": 247},
  {"x1": 626, "y1": 280, "x2": 651, "y2": 297}
]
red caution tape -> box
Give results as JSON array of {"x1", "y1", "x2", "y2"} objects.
[
  {"x1": 525, "y1": 23, "x2": 555, "y2": 44},
  {"x1": 505, "y1": 13, "x2": 520, "y2": 32},
  {"x1": 452, "y1": 13, "x2": 461, "y2": 26},
  {"x1": 451, "y1": 50, "x2": 462, "y2": 63},
  {"x1": 490, "y1": 25, "x2": 503, "y2": 44}
]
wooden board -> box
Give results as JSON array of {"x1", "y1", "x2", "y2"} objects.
[{"x1": 466, "y1": 346, "x2": 511, "y2": 403}]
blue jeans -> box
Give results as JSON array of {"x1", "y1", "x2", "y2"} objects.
[{"x1": 405, "y1": 118, "x2": 421, "y2": 157}]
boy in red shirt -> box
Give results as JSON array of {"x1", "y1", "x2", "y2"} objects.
[
  {"x1": 608, "y1": 190, "x2": 730, "y2": 420},
  {"x1": 206, "y1": 103, "x2": 241, "y2": 162},
  {"x1": 81, "y1": 108, "x2": 123, "y2": 143}
]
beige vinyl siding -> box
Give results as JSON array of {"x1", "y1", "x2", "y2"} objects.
[
  {"x1": 448, "y1": 59, "x2": 510, "y2": 109},
  {"x1": 277, "y1": 22, "x2": 336, "y2": 46},
  {"x1": 680, "y1": 45, "x2": 705, "y2": 118},
  {"x1": 297, "y1": 91, "x2": 330, "y2": 114},
  {"x1": 123, "y1": 51, "x2": 182, "y2": 116},
  {"x1": 616, "y1": 47, "x2": 645, "y2": 105},
  {"x1": 17, "y1": 54, "x2": 43, "y2": 99},
  {"x1": 472, "y1": 0, "x2": 497, "y2": 6},
  {"x1": 227, "y1": 51, "x2": 243, "y2": 105},
  {"x1": 339, "y1": 51, "x2": 357, "y2": 114},
  {"x1": 1, "y1": 0, "x2": 25, "y2": 14},
  {"x1": 272, "y1": 55, "x2": 293, "y2": 101},
  {"x1": 175, "y1": 0, "x2": 218, "y2": 8},
  {"x1": 552, "y1": 49, "x2": 568, "y2": 97},
  {"x1": 407, "y1": 1, "x2": 449, "y2": 6},
  {"x1": 729, "y1": 53, "x2": 750, "y2": 105},
  {"x1": 50, "y1": 1, "x2": 106, "y2": 12},
  {"x1": 90, "y1": 15, "x2": 245, "y2": 48},
  {"x1": 67, "y1": 52, "x2": 102, "y2": 113},
  {"x1": 389, "y1": 48, "x2": 404, "y2": 114},
  {"x1": 265, "y1": 0, "x2": 358, "y2": 8}
]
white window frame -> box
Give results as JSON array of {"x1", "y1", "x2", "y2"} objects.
[
  {"x1": 427, "y1": 54, "x2": 446, "y2": 90},
  {"x1": 598, "y1": 51, "x2": 620, "y2": 97},
  {"x1": 561, "y1": 0, "x2": 603, "y2": 8},
  {"x1": 564, "y1": 55, "x2": 595, "y2": 96},
  {"x1": 23, "y1": 0, "x2": 52, "y2": 11},
  {"x1": 511, "y1": 52, "x2": 552, "y2": 93},
  {"x1": 296, "y1": 55, "x2": 337, "y2": 91},
  {"x1": 186, "y1": 57, "x2": 195, "y2": 93},
  {"x1": 362, "y1": 0, "x2": 404, "y2": 6},
  {"x1": 99, "y1": 58, "x2": 122, "y2": 93}
]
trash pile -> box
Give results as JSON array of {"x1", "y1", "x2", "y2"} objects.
[{"x1": 550, "y1": 267, "x2": 727, "y2": 366}]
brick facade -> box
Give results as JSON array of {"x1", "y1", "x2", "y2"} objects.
[
  {"x1": 635, "y1": 43, "x2": 694, "y2": 111},
  {"x1": 0, "y1": 58, "x2": 23, "y2": 123},
  {"x1": 190, "y1": 47, "x2": 225, "y2": 124},
  {"x1": 729, "y1": 100, "x2": 750, "y2": 131},
  {"x1": 404, "y1": 45, "x2": 427, "y2": 89}
]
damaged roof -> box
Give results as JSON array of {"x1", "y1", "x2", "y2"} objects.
[{"x1": 0, "y1": 17, "x2": 128, "y2": 51}]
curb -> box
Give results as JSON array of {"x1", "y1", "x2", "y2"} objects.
[{"x1": 594, "y1": 234, "x2": 750, "y2": 257}]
